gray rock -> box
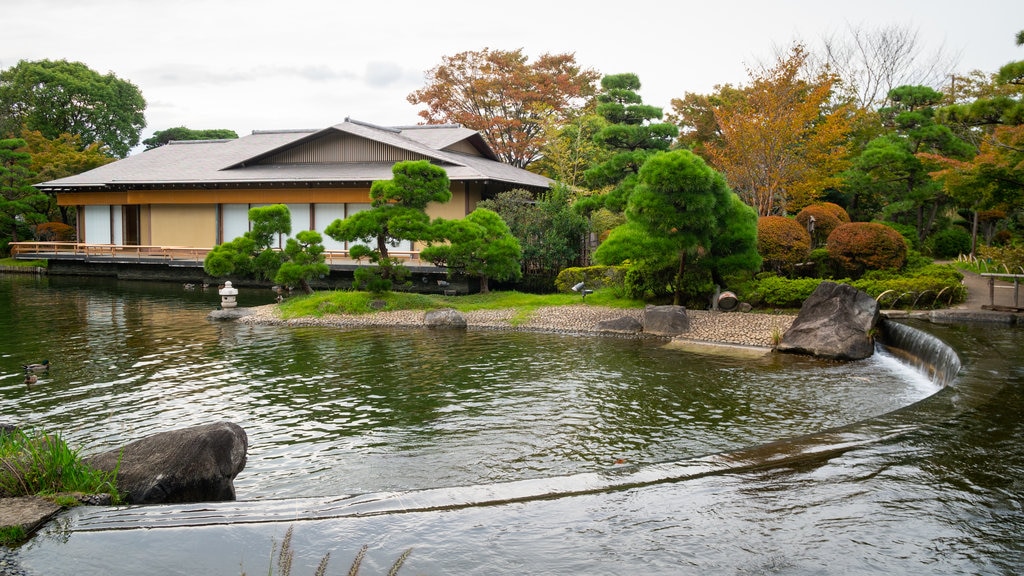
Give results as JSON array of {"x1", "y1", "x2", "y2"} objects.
[
  {"x1": 642, "y1": 305, "x2": 690, "y2": 336},
  {"x1": 424, "y1": 308, "x2": 467, "y2": 329},
  {"x1": 207, "y1": 308, "x2": 255, "y2": 321},
  {"x1": 776, "y1": 281, "x2": 879, "y2": 361},
  {"x1": 84, "y1": 422, "x2": 248, "y2": 504},
  {"x1": 595, "y1": 316, "x2": 644, "y2": 334}
]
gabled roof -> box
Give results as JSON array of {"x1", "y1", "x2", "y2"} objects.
[{"x1": 37, "y1": 119, "x2": 550, "y2": 192}]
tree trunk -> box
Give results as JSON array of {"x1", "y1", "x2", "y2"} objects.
[
  {"x1": 480, "y1": 275, "x2": 490, "y2": 294},
  {"x1": 970, "y1": 209, "x2": 979, "y2": 257},
  {"x1": 673, "y1": 252, "x2": 687, "y2": 306},
  {"x1": 299, "y1": 278, "x2": 314, "y2": 295}
]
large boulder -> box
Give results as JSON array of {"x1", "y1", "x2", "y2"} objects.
[
  {"x1": 776, "y1": 281, "x2": 879, "y2": 361},
  {"x1": 642, "y1": 305, "x2": 690, "y2": 336},
  {"x1": 424, "y1": 308, "x2": 467, "y2": 329},
  {"x1": 84, "y1": 422, "x2": 248, "y2": 505}
]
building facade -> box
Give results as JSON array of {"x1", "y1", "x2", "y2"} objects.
[{"x1": 36, "y1": 119, "x2": 552, "y2": 255}]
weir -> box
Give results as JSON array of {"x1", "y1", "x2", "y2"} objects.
[{"x1": 878, "y1": 318, "x2": 962, "y2": 386}]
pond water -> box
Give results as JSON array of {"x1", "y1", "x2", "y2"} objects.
[{"x1": 2, "y1": 273, "x2": 1023, "y2": 575}]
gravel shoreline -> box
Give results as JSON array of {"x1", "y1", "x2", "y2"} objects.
[{"x1": 238, "y1": 304, "x2": 795, "y2": 349}]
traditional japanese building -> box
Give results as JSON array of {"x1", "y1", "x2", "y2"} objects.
[{"x1": 33, "y1": 118, "x2": 552, "y2": 257}]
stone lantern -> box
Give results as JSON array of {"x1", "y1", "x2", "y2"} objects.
[{"x1": 219, "y1": 281, "x2": 238, "y2": 309}]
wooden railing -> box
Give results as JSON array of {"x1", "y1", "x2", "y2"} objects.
[{"x1": 8, "y1": 242, "x2": 423, "y2": 266}]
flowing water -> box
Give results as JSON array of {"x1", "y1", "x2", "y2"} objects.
[{"x1": 1, "y1": 273, "x2": 1022, "y2": 575}]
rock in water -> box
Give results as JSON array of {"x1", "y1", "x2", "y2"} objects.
[
  {"x1": 84, "y1": 422, "x2": 248, "y2": 504},
  {"x1": 776, "y1": 281, "x2": 879, "y2": 361}
]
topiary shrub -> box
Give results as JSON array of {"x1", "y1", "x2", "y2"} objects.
[
  {"x1": 927, "y1": 226, "x2": 972, "y2": 258},
  {"x1": 34, "y1": 222, "x2": 76, "y2": 242},
  {"x1": 795, "y1": 203, "x2": 849, "y2": 248},
  {"x1": 827, "y1": 222, "x2": 908, "y2": 278},
  {"x1": 757, "y1": 216, "x2": 812, "y2": 276},
  {"x1": 554, "y1": 265, "x2": 628, "y2": 294}
]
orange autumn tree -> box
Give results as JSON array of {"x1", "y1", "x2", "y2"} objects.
[
  {"x1": 701, "y1": 45, "x2": 858, "y2": 216},
  {"x1": 408, "y1": 48, "x2": 600, "y2": 169}
]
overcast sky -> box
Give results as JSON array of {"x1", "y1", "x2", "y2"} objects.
[{"x1": 4, "y1": 0, "x2": 1023, "y2": 154}]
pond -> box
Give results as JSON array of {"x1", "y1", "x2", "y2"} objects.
[{"x1": 2, "y1": 273, "x2": 1022, "y2": 574}]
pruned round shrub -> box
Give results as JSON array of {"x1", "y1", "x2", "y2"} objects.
[
  {"x1": 555, "y1": 265, "x2": 628, "y2": 294},
  {"x1": 34, "y1": 222, "x2": 76, "y2": 242},
  {"x1": 795, "y1": 203, "x2": 849, "y2": 247},
  {"x1": 757, "y1": 216, "x2": 811, "y2": 275},
  {"x1": 827, "y1": 222, "x2": 908, "y2": 277}
]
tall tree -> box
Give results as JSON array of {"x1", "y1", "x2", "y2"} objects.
[
  {"x1": 142, "y1": 127, "x2": 239, "y2": 150},
  {"x1": 1, "y1": 138, "x2": 61, "y2": 253},
  {"x1": 477, "y1": 185, "x2": 589, "y2": 280},
  {"x1": 325, "y1": 160, "x2": 450, "y2": 292},
  {"x1": 701, "y1": 45, "x2": 858, "y2": 216},
  {"x1": 843, "y1": 85, "x2": 975, "y2": 245},
  {"x1": 19, "y1": 128, "x2": 113, "y2": 224},
  {"x1": 421, "y1": 208, "x2": 522, "y2": 294},
  {"x1": 813, "y1": 23, "x2": 960, "y2": 110},
  {"x1": 581, "y1": 73, "x2": 678, "y2": 213},
  {"x1": 407, "y1": 48, "x2": 600, "y2": 168},
  {"x1": 593, "y1": 149, "x2": 758, "y2": 306},
  {"x1": 0, "y1": 60, "x2": 146, "y2": 158},
  {"x1": 926, "y1": 31, "x2": 1024, "y2": 252}
]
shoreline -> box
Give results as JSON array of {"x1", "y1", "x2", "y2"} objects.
[{"x1": 238, "y1": 304, "x2": 797, "y2": 349}]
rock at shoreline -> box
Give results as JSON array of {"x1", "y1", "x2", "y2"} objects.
[
  {"x1": 777, "y1": 281, "x2": 879, "y2": 361},
  {"x1": 595, "y1": 316, "x2": 644, "y2": 334},
  {"x1": 643, "y1": 305, "x2": 690, "y2": 336},
  {"x1": 84, "y1": 422, "x2": 248, "y2": 505},
  {"x1": 424, "y1": 308, "x2": 468, "y2": 329}
]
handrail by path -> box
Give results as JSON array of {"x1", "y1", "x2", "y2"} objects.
[{"x1": 980, "y1": 272, "x2": 1023, "y2": 310}]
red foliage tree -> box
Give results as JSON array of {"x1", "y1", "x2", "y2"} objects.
[{"x1": 827, "y1": 222, "x2": 907, "y2": 277}]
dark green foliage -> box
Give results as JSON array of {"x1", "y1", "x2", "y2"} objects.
[
  {"x1": 476, "y1": 185, "x2": 587, "y2": 282},
  {"x1": 554, "y1": 265, "x2": 628, "y2": 295},
  {"x1": 326, "y1": 161, "x2": 450, "y2": 293},
  {"x1": 204, "y1": 204, "x2": 325, "y2": 291},
  {"x1": 827, "y1": 221, "x2": 908, "y2": 277},
  {"x1": 1, "y1": 138, "x2": 50, "y2": 255},
  {"x1": 421, "y1": 208, "x2": 522, "y2": 293},
  {"x1": 746, "y1": 264, "x2": 964, "y2": 309},
  {"x1": 276, "y1": 230, "x2": 330, "y2": 294},
  {"x1": 142, "y1": 126, "x2": 238, "y2": 150},
  {"x1": 595, "y1": 149, "x2": 760, "y2": 305},
  {"x1": 747, "y1": 275, "x2": 825, "y2": 308},
  {"x1": 583, "y1": 73, "x2": 678, "y2": 212},
  {"x1": 842, "y1": 85, "x2": 975, "y2": 244},
  {"x1": 927, "y1": 226, "x2": 972, "y2": 258},
  {"x1": 757, "y1": 215, "x2": 812, "y2": 275},
  {"x1": 0, "y1": 59, "x2": 146, "y2": 158}
]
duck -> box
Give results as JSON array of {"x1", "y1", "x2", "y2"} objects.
[
  {"x1": 22, "y1": 360, "x2": 49, "y2": 372},
  {"x1": 24, "y1": 374, "x2": 37, "y2": 385}
]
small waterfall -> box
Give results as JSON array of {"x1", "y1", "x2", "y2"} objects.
[{"x1": 877, "y1": 319, "x2": 962, "y2": 386}]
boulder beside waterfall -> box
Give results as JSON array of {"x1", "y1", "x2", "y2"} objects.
[
  {"x1": 776, "y1": 281, "x2": 879, "y2": 361},
  {"x1": 84, "y1": 422, "x2": 248, "y2": 505}
]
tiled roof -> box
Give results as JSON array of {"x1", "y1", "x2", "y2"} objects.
[{"x1": 37, "y1": 119, "x2": 550, "y2": 191}]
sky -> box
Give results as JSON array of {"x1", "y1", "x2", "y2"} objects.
[{"x1": 4, "y1": 0, "x2": 1023, "y2": 155}]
